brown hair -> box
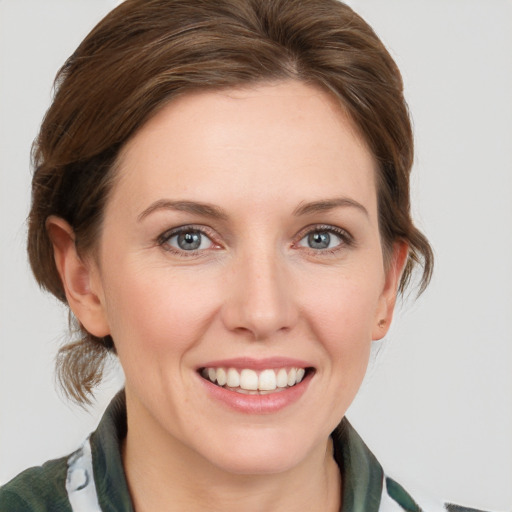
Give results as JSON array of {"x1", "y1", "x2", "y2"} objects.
[{"x1": 28, "y1": 0, "x2": 433, "y2": 404}]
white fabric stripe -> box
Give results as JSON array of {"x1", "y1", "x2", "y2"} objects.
[
  {"x1": 65, "y1": 437, "x2": 103, "y2": 512},
  {"x1": 378, "y1": 474, "x2": 448, "y2": 512}
]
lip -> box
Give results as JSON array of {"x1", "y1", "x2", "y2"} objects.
[
  {"x1": 197, "y1": 356, "x2": 312, "y2": 371},
  {"x1": 196, "y1": 357, "x2": 314, "y2": 414}
]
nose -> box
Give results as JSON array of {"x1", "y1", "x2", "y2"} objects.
[{"x1": 221, "y1": 249, "x2": 299, "y2": 340}]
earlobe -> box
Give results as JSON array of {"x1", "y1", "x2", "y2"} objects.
[
  {"x1": 46, "y1": 216, "x2": 110, "y2": 338},
  {"x1": 372, "y1": 241, "x2": 409, "y2": 340}
]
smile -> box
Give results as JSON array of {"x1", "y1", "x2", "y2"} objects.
[{"x1": 200, "y1": 367, "x2": 312, "y2": 394}]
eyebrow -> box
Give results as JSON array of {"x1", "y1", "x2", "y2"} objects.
[
  {"x1": 138, "y1": 196, "x2": 368, "y2": 222},
  {"x1": 293, "y1": 197, "x2": 369, "y2": 217},
  {"x1": 137, "y1": 199, "x2": 229, "y2": 222}
]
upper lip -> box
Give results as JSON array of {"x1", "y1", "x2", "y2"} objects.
[{"x1": 197, "y1": 357, "x2": 313, "y2": 371}]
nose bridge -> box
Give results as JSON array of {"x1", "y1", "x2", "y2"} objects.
[{"x1": 222, "y1": 242, "x2": 297, "y2": 339}]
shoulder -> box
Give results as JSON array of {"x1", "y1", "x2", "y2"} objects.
[
  {"x1": 0, "y1": 392, "x2": 129, "y2": 512},
  {"x1": 0, "y1": 456, "x2": 72, "y2": 512}
]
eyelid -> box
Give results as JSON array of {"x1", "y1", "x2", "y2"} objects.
[
  {"x1": 155, "y1": 223, "x2": 354, "y2": 256},
  {"x1": 157, "y1": 224, "x2": 222, "y2": 254},
  {"x1": 293, "y1": 224, "x2": 354, "y2": 251}
]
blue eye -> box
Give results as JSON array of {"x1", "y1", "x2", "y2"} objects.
[
  {"x1": 298, "y1": 228, "x2": 347, "y2": 250},
  {"x1": 162, "y1": 229, "x2": 214, "y2": 252}
]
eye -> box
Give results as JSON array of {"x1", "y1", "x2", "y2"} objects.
[
  {"x1": 297, "y1": 226, "x2": 351, "y2": 251},
  {"x1": 159, "y1": 227, "x2": 214, "y2": 253}
]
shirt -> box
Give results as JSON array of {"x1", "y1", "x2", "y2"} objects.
[{"x1": 0, "y1": 391, "x2": 490, "y2": 512}]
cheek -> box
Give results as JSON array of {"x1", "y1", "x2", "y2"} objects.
[
  {"x1": 299, "y1": 268, "x2": 382, "y2": 391},
  {"x1": 302, "y1": 270, "x2": 383, "y2": 344},
  {"x1": 101, "y1": 263, "x2": 223, "y2": 362}
]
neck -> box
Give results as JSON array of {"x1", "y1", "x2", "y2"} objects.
[{"x1": 122, "y1": 394, "x2": 341, "y2": 512}]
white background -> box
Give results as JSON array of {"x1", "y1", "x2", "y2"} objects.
[{"x1": 0, "y1": 1, "x2": 511, "y2": 510}]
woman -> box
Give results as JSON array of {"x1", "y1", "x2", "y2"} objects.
[{"x1": 0, "y1": 0, "x2": 496, "y2": 510}]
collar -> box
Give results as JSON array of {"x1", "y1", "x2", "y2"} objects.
[
  {"x1": 89, "y1": 390, "x2": 384, "y2": 512},
  {"x1": 332, "y1": 419, "x2": 384, "y2": 512},
  {"x1": 90, "y1": 391, "x2": 134, "y2": 512}
]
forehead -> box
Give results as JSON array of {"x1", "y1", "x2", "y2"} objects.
[{"x1": 111, "y1": 80, "x2": 378, "y2": 217}]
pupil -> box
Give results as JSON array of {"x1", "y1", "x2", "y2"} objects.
[
  {"x1": 178, "y1": 231, "x2": 201, "y2": 250},
  {"x1": 309, "y1": 231, "x2": 330, "y2": 249}
]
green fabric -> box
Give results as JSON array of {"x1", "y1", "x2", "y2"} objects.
[
  {"x1": 0, "y1": 393, "x2": 133, "y2": 512},
  {"x1": 89, "y1": 394, "x2": 133, "y2": 512},
  {"x1": 446, "y1": 506, "x2": 492, "y2": 512},
  {"x1": 332, "y1": 420, "x2": 383, "y2": 512},
  {"x1": 0, "y1": 457, "x2": 71, "y2": 512},
  {"x1": 386, "y1": 477, "x2": 422, "y2": 512}
]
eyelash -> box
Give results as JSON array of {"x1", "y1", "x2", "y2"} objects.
[
  {"x1": 293, "y1": 224, "x2": 354, "y2": 255},
  {"x1": 156, "y1": 224, "x2": 354, "y2": 256},
  {"x1": 157, "y1": 225, "x2": 220, "y2": 257}
]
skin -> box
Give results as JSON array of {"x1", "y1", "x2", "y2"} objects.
[{"x1": 49, "y1": 80, "x2": 408, "y2": 512}]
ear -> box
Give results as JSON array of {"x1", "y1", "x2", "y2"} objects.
[
  {"x1": 372, "y1": 241, "x2": 409, "y2": 340},
  {"x1": 46, "y1": 216, "x2": 110, "y2": 338}
]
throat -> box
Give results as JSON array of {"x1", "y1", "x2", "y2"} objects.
[{"x1": 124, "y1": 427, "x2": 340, "y2": 512}]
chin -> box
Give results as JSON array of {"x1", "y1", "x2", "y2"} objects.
[
  {"x1": 213, "y1": 450, "x2": 306, "y2": 476},
  {"x1": 197, "y1": 426, "x2": 320, "y2": 476}
]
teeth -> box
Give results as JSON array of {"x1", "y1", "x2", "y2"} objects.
[
  {"x1": 201, "y1": 366, "x2": 309, "y2": 392},
  {"x1": 227, "y1": 368, "x2": 240, "y2": 387},
  {"x1": 258, "y1": 369, "x2": 277, "y2": 391},
  {"x1": 240, "y1": 369, "x2": 259, "y2": 390},
  {"x1": 276, "y1": 368, "x2": 288, "y2": 388},
  {"x1": 216, "y1": 367, "x2": 227, "y2": 386},
  {"x1": 287, "y1": 368, "x2": 297, "y2": 387}
]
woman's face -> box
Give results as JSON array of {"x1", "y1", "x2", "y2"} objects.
[{"x1": 86, "y1": 81, "x2": 403, "y2": 474}]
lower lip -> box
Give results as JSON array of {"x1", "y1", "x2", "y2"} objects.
[{"x1": 198, "y1": 372, "x2": 312, "y2": 414}]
